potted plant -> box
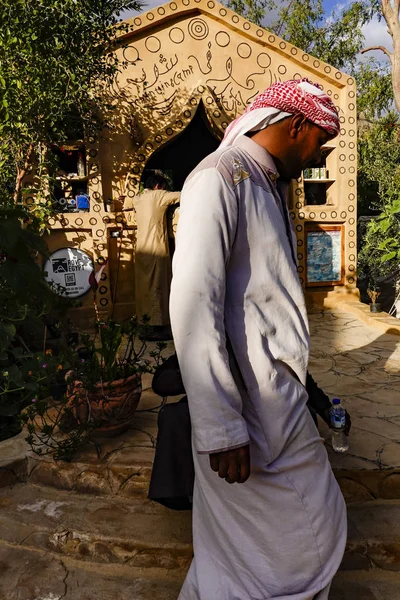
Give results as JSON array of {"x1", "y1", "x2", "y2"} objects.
[
  {"x1": 367, "y1": 285, "x2": 382, "y2": 313},
  {"x1": 65, "y1": 316, "x2": 164, "y2": 436},
  {"x1": 21, "y1": 315, "x2": 165, "y2": 461}
]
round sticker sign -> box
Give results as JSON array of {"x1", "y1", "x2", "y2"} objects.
[{"x1": 44, "y1": 247, "x2": 94, "y2": 298}]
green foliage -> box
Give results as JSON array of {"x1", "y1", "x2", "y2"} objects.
[
  {"x1": 0, "y1": 0, "x2": 143, "y2": 210},
  {"x1": 225, "y1": 0, "x2": 379, "y2": 70},
  {"x1": 358, "y1": 112, "x2": 400, "y2": 214},
  {"x1": 0, "y1": 0, "x2": 143, "y2": 440}
]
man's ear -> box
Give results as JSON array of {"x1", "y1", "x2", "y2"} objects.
[{"x1": 288, "y1": 114, "x2": 309, "y2": 139}]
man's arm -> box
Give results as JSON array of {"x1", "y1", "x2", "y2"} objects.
[
  {"x1": 306, "y1": 372, "x2": 351, "y2": 435},
  {"x1": 170, "y1": 168, "x2": 250, "y2": 483}
]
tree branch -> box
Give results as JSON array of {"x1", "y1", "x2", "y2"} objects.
[{"x1": 361, "y1": 45, "x2": 393, "y2": 59}]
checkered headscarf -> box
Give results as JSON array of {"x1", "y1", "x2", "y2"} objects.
[{"x1": 220, "y1": 78, "x2": 340, "y2": 148}]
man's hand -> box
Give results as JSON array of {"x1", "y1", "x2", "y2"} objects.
[{"x1": 209, "y1": 445, "x2": 250, "y2": 484}]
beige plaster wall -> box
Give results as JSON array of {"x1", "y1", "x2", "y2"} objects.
[{"x1": 46, "y1": 0, "x2": 357, "y2": 322}]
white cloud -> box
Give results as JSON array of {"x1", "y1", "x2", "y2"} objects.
[{"x1": 360, "y1": 16, "x2": 393, "y2": 62}]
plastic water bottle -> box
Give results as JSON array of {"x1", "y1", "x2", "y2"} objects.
[{"x1": 330, "y1": 398, "x2": 349, "y2": 453}]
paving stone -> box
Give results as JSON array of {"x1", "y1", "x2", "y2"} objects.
[{"x1": 331, "y1": 570, "x2": 400, "y2": 599}]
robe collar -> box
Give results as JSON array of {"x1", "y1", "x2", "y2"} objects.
[{"x1": 233, "y1": 135, "x2": 280, "y2": 182}]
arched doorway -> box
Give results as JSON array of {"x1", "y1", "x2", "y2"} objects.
[{"x1": 142, "y1": 102, "x2": 221, "y2": 190}]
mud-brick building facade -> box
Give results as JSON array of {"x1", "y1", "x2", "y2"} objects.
[{"x1": 43, "y1": 0, "x2": 357, "y2": 321}]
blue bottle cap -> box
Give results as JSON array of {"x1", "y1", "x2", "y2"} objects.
[{"x1": 332, "y1": 398, "x2": 341, "y2": 405}]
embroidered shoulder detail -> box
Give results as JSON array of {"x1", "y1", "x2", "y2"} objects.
[{"x1": 232, "y1": 158, "x2": 250, "y2": 185}]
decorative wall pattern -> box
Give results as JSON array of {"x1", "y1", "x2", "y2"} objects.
[{"x1": 46, "y1": 0, "x2": 357, "y2": 320}]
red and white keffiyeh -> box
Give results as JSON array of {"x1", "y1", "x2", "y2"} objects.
[{"x1": 220, "y1": 78, "x2": 340, "y2": 148}]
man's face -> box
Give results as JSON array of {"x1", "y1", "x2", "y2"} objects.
[{"x1": 289, "y1": 122, "x2": 331, "y2": 179}]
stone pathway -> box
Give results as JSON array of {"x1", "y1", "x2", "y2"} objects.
[{"x1": 1, "y1": 307, "x2": 400, "y2": 599}]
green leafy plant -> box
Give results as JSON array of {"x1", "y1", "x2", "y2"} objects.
[{"x1": 21, "y1": 316, "x2": 165, "y2": 461}]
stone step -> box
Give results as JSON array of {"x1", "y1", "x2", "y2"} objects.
[
  {"x1": 0, "y1": 483, "x2": 192, "y2": 570},
  {"x1": 331, "y1": 569, "x2": 400, "y2": 599},
  {"x1": 27, "y1": 450, "x2": 156, "y2": 498},
  {"x1": 0, "y1": 540, "x2": 185, "y2": 600},
  {"x1": 342, "y1": 499, "x2": 400, "y2": 571},
  {"x1": 3, "y1": 482, "x2": 400, "y2": 575},
  {"x1": 27, "y1": 453, "x2": 400, "y2": 504}
]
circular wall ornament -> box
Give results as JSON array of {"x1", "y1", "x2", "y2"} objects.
[
  {"x1": 100, "y1": 298, "x2": 108, "y2": 307},
  {"x1": 145, "y1": 36, "x2": 161, "y2": 53},
  {"x1": 257, "y1": 53, "x2": 271, "y2": 69},
  {"x1": 89, "y1": 217, "x2": 97, "y2": 225},
  {"x1": 219, "y1": 7, "x2": 227, "y2": 15},
  {"x1": 232, "y1": 14, "x2": 239, "y2": 23},
  {"x1": 188, "y1": 18, "x2": 209, "y2": 40},
  {"x1": 279, "y1": 41, "x2": 286, "y2": 49},
  {"x1": 215, "y1": 31, "x2": 230, "y2": 46},
  {"x1": 44, "y1": 248, "x2": 94, "y2": 299},
  {"x1": 170, "y1": 27, "x2": 185, "y2": 43},
  {"x1": 157, "y1": 6, "x2": 166, "y2": 14},
  {"x1": 237, "y1": 42, "x2": 252, "y2": 59},
  {"x1": 278, "y1": 64, "x2": 287, "y2": 75},
  {"x1": 297, "y1": 239, "x2": 303, "y2": 246}
]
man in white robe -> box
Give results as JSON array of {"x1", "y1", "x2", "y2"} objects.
[{"x1": 169, "y1": 79, "x2": 347, "y2": 600}]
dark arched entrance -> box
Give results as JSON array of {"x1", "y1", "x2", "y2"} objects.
[{"x1": 143, "y1": 102, "x2": 221, "y2": 190}]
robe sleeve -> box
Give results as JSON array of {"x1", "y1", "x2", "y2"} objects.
[{"x1": 169, "y1": 168, "x2": 250, "y2": 455}]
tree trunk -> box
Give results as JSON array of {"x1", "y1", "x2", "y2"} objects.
[{"x1": 13, "y1": 144, "x2": 33, "y2": 204}]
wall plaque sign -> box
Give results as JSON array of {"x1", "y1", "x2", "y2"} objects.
[
  {"x1": 306, "y1": 225, "x2": 344, "y2": 286},
  {"x1": 44, "y1": 247, "x2": 94, "y2": 298}
]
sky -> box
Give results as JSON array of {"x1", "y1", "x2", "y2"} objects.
[{"x1": 121, "y1": 0, "x2": 393, "y2": 64}]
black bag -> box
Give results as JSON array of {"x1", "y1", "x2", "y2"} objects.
[{"x1": 148, "y1": 396, "x2": 194, "y2": 510}]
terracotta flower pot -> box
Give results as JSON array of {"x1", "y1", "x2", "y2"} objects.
[{"x1": 66, "y1": 372, "x2": 142, "y2": 437}]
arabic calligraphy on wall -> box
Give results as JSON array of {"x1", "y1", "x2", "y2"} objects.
[{"x1": 116, "y1": 17, "x2": 279, "y2": 119}]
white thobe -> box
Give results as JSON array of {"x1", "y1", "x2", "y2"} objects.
[{"x1": 169, "y1": 136, "x2": 346, "y2": 600}]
